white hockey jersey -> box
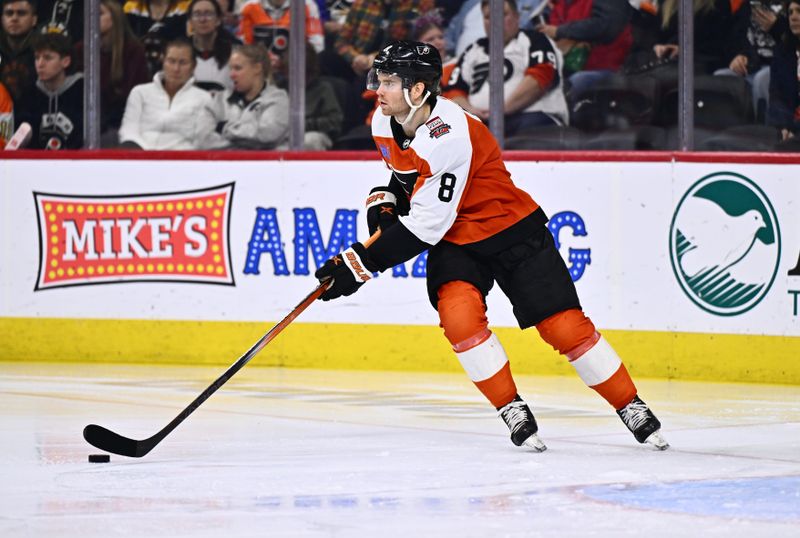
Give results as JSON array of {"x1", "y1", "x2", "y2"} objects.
[
  {"x1": 371, "y1": 97, "x2": 543, "y2": 253},
  {"x1": 444, "y1": 30, "x2": 568, "y2": 125}
]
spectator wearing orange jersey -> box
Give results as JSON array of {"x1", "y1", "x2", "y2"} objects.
[
  {"x1": 239, "y1": 0, "x2": 324, "y2": 53},
  {"x1": 0, "y1": 80, "x2": 13, "y2": 148}
]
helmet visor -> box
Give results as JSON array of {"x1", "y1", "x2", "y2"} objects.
[{"x1": 366, "y1": 69, "x2": 411, "y2": 92}]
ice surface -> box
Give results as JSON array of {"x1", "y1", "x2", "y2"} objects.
[{"x1": 1, "y1": 363, "x2": 798, "y2": 537}]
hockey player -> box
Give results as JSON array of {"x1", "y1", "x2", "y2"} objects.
[{"x1": 314, "y1": 40, "x2": 668, "y2": 452}]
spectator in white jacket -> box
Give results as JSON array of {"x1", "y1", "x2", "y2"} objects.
[
  {"x1": 119, "y1": 39, "x2": 214, "y2": 149},
  {"x1": 202, "y1": 43, "x2": 289, "y2": 149}
]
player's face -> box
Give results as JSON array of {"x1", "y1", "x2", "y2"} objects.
[
  {"x1": 35, "y1": 49, "x2": 70, "y2": 84},
  {"x1": 374, "y1": 72, "x2": 409, "y2": 117},
  {"x1": 228, "y1": 51, "x2": 264, "y2": 94},
  {"x1": 162, "y1": 45, "x2": 195, "y2": 89},
  {"x1": 481, "y1": 1, "x2": 520, "y2": 44},
  {"x1": 2, "y1": 1, "x2": 37, "y2": 36}
]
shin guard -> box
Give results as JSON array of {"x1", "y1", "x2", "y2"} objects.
[
  {"x1": 455, "y1": 333, "x2": 518, "y2": 409},
  {"x1": 569, "y1": 336, "x2": 637, "y2": 410}
]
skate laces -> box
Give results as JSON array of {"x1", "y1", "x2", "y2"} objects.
[
  {"x1": 619, "y1": 399, "x2": 650, "y2": 431},
  {"x1": 499, "y1": 401, "x2": 531, "y2": 434}
]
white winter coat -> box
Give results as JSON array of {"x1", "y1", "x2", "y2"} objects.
[
  {"x1": 119, "y1": 73, "x2": 215, "y2": 150},
  {"x1": 202, "y1": 82, "x2": 289, "y2": 150}
]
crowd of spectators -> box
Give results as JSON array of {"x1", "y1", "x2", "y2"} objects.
[{"x1": 1, "y1": 0, "x2": 799, "y2": 151}]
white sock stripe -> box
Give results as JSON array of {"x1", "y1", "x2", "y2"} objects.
[
  {"x1": 569, "y1": 336, "x2": 622, "y2": 387},
  {"x1": 455, "y1": 333, "x2": 509, "y2": 382},
  {"x1": 341, "y1": 248, "x2": 372, "y2": 282},
  {"x1": 365, "y1": 190, "x2": 397, "y2": 209}
]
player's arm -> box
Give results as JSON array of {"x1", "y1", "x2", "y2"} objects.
[
  {"x1": 316, "y1": 137, "x2": 470, "y2": 300},
  {"x1": 365, "y1": 174, "x2": 410, "y2": 234},
  {"x1": 369, "y1": 136, "x2": 472, "y2": 270}
]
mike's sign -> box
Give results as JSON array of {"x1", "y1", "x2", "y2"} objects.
[{"x1": 33, "y1": 184, "x2": 235, "y2": 290}]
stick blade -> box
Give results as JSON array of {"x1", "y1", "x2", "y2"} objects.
[{"x1": 83, "y1": 424, "x2": 151, "y2": 458}]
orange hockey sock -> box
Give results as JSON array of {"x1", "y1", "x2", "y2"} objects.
[
  {"x1": 438, "y1": 281, "x2": 517, "y2": 408},
  {"x1": 456, "y1": 333, "x2": 518, "y2": 409},
  {"x1": 537, "y1": 309, "x2": 637, "y2": 410},
  {"x1": 568, "y1": 336, "x2": 637, "y2": 409}
]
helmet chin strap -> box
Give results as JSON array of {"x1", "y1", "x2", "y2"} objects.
[{"x1": 398, "y1": 87, "x2": 431, "y2": 126}]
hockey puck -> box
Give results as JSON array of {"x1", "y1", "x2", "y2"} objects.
[{"x1": 88, "y1": 454, "x2": 110, "y2": 463}]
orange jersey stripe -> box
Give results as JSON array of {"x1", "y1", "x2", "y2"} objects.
[
  {"x1": 443, "y1": 114, "x2": 539, "y2": 245},
  {"x1": 372, "y1": 98, "x2": 540, "y2": 247}
]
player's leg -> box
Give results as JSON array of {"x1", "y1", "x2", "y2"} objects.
[
  {"x1": 536, "y1": 310, "x2": 667, "y2": 448},
  {"x1": 427, "y1": 242, "x2": 545, "y2": 451},
  {"x1": 492, "y1": 226, "x2": 668, "y2": 449}
]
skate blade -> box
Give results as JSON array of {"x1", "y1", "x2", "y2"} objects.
[
  {"x1": 521, "y1": 433, "x2": 547, "y2": 452},
  {"x1": 644, "y1": 430, "x2": 670, "y2": 451}
]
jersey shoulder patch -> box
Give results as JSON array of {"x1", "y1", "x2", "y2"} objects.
[
  {"x1": 410, "y1": 99, "x2": 472, "y2": 168},
  {"x1": 423, "y1": 115, "x2": 452, "y2": 139}
]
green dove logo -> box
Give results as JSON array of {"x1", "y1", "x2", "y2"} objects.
[{"x1": 669, "y1": 172, "x2": 781, "y2": 316}]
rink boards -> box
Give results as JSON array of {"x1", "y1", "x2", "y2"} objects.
[{"x1": 1, "y1": 152, "x2": 799, "y2": 383}]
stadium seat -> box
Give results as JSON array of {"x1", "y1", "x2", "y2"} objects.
[
  {"x1": 332, "y1": 124, "x2": 375, "y2": 151},
  {"x1": 504, "y1": 126, "x2": 583, "y2": 150},
  {"x1": 569, "y1": 74, "x2": 659, "y2": 131},
  {"x1": 773, "y1": 136, "x2": 800, "y2": 152},
  {"x1": 582, "y1": 125, "x2": 668, "y2": 150},
  {"x1": 659, "y1": 75, "x2": 753, "y2": 128},
  {"x1": 698, "y1": 125, "x2": 781, "y2": 151}
]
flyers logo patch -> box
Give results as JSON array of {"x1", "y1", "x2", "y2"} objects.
[{"x1": 426, "y1": 116, "x2": 451, "y2": 139}]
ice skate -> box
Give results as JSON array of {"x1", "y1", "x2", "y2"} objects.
[
  {"x1": 498, "y1": 396, "x2": 547, "y2": 452},
  {"x1": 617, "y1": 396, "x2": 669, "y2": 450}
]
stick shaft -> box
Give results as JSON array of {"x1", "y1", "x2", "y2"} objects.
[{"x1": 83, "y1": 231, "x2": 380, "y2": 457}]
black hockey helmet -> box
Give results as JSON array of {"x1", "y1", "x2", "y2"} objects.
[{"x1": 366, "y1": 40, "x2": 443, "y2": 97}]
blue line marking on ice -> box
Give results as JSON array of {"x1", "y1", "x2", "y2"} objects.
[{"x1": 579, "y1": 476, "x2": 800, "y2": 521}]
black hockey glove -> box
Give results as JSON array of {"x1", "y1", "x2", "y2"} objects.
[
  {"x1": 365, "y1": 187, "x2": 398, "y2": 235},
  {"x1": 314, "y1": 242, "x2": 377, "y2": 301}
]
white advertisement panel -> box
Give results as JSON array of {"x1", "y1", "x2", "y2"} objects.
[{"x1": 1, "y1": 157, "x2": 798, "y2": 337}]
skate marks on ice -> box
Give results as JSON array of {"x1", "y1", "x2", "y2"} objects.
[{"x1": 0, "y1": 363, "x2": 798, "y2": 537}]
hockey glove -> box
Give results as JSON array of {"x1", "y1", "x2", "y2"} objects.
[
  {"x1": 365, "y1": 187, "x2": 398, "y2": 235},
  {"x1": 315, "y1": 242, "x2": 377, "y2": 301}
]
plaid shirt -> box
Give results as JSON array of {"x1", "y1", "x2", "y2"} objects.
[{"x1": 335, "y1": 0, "x2": 435, "y2": 64}]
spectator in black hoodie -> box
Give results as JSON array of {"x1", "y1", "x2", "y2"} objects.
[{"x1": 16, "y1": 32, "x2": 83, "y2": 149}]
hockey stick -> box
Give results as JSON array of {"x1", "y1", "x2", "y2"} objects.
[
  {"x1": 84, "y1": 231, "x2": 381, "y2": 457},
  {"x1": 4, "y1": 122, "x2": 32, "y2": 150}
]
